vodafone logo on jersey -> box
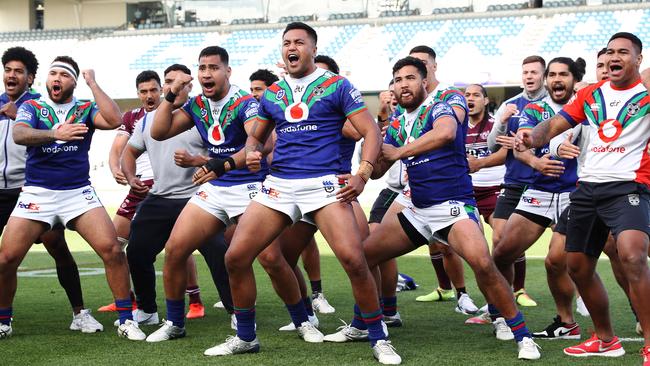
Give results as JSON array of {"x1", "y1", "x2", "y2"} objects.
[
  {"x1": 207, "y1": 124, "x2": 225, "y2": 146},
  {"x1": 285, "y1": 102, "x2": 309, "y2": 123},
  {"x1": 597, "y1": 119, "x2": 623, "y2": 143}
]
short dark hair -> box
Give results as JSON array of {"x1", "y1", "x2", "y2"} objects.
[
  {"x1": 466, "y1": 84, "x2": 488, "y2": 97},
  {"x1": 392, "y1": 56, "x2": 427, "y2": 79},
  {"x1": 546, "y1": 57, "x2": 586, "y2": 82},
  {"x1": 135, "y1": 70, "x2": 161, "y2": 88},
  {"x1": 2, "y1": 47, "x2": 38, "y2": 76},
  {"x1": 283, "y1": 22, "x2": 318, "y2": 44},
  {"x1": 164, "y1": 63, "x2": 191, "y2": 76},
  {"x1": 198, "y1": 46, "x2": 229, "y2": 65},
  {"x1": 249, "y1": 69, "x2": 278, "y2": 87},
  {"x1": 597, "y1": 47, "x2": 608, "y2": 58},
  {"x1": 409, "y1": 45, "x2": 436, "y2": 60},
  {"x1": 314, "y1": 55, "x2": 339, "y2": 74},
  {"x1": 608, "y1": 32, "x2": 643, "y2": 54},
  {"x1": 52, "y1": 56, "x2": 79, "y2": 77},
  {"x1": 522, "y1": 55, "x2": 545, "y2": 68}
]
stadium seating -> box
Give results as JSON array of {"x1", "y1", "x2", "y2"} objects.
[{"x1": 2, "y1": 4, "x2": 649, "y2": 97}]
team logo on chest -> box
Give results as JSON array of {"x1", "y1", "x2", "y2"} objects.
[
  {"x1": 276, "y1": 89, "x2": 286, "y2": 100},
  {"x1": 40, "y1": 108, "x2": 49, "y2": 118},
  {"x1": 285, "y1": 101, "x2": 309, "y2": 123},
  {"x1": 627, "y1": 102, "x2": 640, "y2": 117}
]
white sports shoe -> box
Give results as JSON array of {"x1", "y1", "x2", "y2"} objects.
[
  {"x1": 70, "y1": 309, "x2": 104, "y2": 333},
  {"x1": 384, "y1": 312, "x2": 402, "y2": 328},
  {"x1": 455, "y1": 293, "x2": 479, "y2": 315},
  {"x1": 297, "y1": 321, "x2": 324, "y2": 343},
  {"x1": 279, "y1": 314, "x2": 319, "y2": 331},
  {"x1": 373, "y1": 339, "x2": 402, "y2": 365},
  {"x1": 132, "y1": 309, "x2": 159, "y2": 325},
  {"x1": 145, "y1": 320, "x2": 186, "y2": 342},
  {"x1": 323, "y1": 321, "x2": 370, "y2": 342},
  {"x1": 117, "y1": 319, "x2": 146, "y2": 341},
  {"x1": 204, "y1": 335, "x2": 260, "y2": 356},
  {"x1": 312, "y1": 292, "x2": 335, "y2": 314},
  {"x1": 518, "y1": 336, "x2": 541, "y2": 360},
  {"x1": 0, "y1": 323, "x2": 12, "y2": 339},
  {"x1": 214, "y1": 301, "x2": 225, "y2": 309},
  {"x1": 576, "y1": 296, "x2": 590, "y2": 317},
  {"x1": 493, "y1": 317, "x2": 514, "y2": 341}
]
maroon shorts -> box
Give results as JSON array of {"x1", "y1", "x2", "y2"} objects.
[
  {"x1": 116, "y1": 179, "x2": 154, "y2": 220},
  {"x1": 473, "y1": 185, "x2": 500, "y2": 222}
]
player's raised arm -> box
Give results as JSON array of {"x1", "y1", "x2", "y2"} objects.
[{"x1": 151, "y1": 72, "x2": 194, "y2": 140}]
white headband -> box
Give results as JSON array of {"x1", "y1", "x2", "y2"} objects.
[{"x1": 49, "y1": 61, "x2": 78, "y2": 81}]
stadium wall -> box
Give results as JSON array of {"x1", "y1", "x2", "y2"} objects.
[{"x1": 0, "y1": 0, "x2": 32, "y2": 32}]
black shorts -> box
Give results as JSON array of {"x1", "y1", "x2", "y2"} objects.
[
  {"x1": 492, "y1": 185, "x2": 526, "y2": 220},
  {"x1": 368, "y1": 188, "x2": 400, "y2": 224},
  {"x1": 553, "y1": 206, "x2": 569, "y2": 235},
  {"x1": 0, "y1": 188, "x2": 21, "y2": 233},
  {"x1": 566, "y1": 181, "x2": 650, "y2": 258}
]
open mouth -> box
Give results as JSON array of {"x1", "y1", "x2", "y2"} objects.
[
  {"x1": 525, "y1": 81, "x2": 535, "y2": 88},
  {"x1": 202, "y1": 81, "x2": 215, "y2": 93},
  {"x1": 146, "y1": 99, "x2": 156, "y2": 109},
  {"x1": 467, "y1": 102, "x2": 475, "y2": 109},
  {"x1": 51, "y1": 84, "x2": 62, "y2": 97},
  {"x1": 6, "y1": 81, "x2": 17, "y2": 89},
  {"x1": 287, "y1": 53, "x2": 299, "y2": 66},
  {"x1": 609, "y1": 64, "x2": 623, "y2": 73}
]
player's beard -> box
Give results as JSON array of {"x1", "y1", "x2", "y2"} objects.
[
  {"x1": 47, "y1": 84, "x2": 74, "y2": 104},
  {"x1": 398, "y1": 87, "x2": 426, "y2": 111}
]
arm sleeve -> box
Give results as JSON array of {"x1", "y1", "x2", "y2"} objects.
[
  {"x1": 549, "y1": 124, "x2": 582, "y2": 158},
  {"x1": 14, "y1": 102, "x2": 38, "y2": 128},
  {"x1": 128, "y1": 116, "x2": 146, "y2": 151},
  {"x1": 339, "y1": 78, "x2": 367, "y2": 118},
  {"x1": 487, "y1": 102, "x2": 509, "y2": 152}
]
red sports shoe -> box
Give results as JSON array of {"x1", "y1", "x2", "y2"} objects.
[
  {"x1": 642, "y1": 346, "x2": 650, "y2": 366},
  {"x1": 97, "y1": 301, "x2": 137, "y2": 312},
  {"x1": 564, "y1": 333, "x2": 625, "y2": 357},
  {"x1": 186, "y1": 303, "x2": 205, "y2": 319}
]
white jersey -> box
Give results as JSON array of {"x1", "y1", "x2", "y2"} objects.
[{"x1": 558, "y1": 79, "x2": 650, "y2": 184}]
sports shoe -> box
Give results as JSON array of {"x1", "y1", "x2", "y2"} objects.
[
  {"x1": 0, "y1": 323, "x2": 12, "y2": 339},
  {"x1": 465, "y1": 311, "x2": 491, "y2": 325},
  {"x1": 204, "y1": 335, "x2": 260, "y2": 356},
  {"x1": 214, "y1": 301, "x2": 225, "y2": 309},
  {"x1": 532, "y1": 316, "x2": 580, "y2": 340},
  {"x1": 133, "y1": 309, "x2": 159, "y2": 325},
  {"x1": 514, "y1": 289, "x2": 537, "y2": 307},
  {"x1": 323, "y1": 321, "x2": 370, "y2": 342},
  {"x1": 576, "y1": 296, "x2": 590, "y2": 317},
  {"x1": 493, "y1": 317, "x2": 514, "y2": 341},
  {"x1": 518, "y1": 336, "x2": 541, "y2": 360},
  {"x1": 637, "y1": 322, "x2": 643, "y2": 336},
  {"x1": 231, "y1": 314, "x2": 237, "y2": 330},
  {"x1": 117, "y1": 319, "x2": 146, "y2": 341},
  {"x1": 455, "y1": 293, "x2": 479, "y2": 315},
  {"x1": 373, "y1": 339, "x2": 402, "y2": 365},
  {"x1": 384, "y1": 312, "x2": 402, "y2": 328},
  {"x1": 563, "y1": 334, "x2": 625, "y2": 357},
  {"x1": 312, "y1": 292, "x2": 336, "y2": 314},
  {"x1": 279, "y1": 314, "x2": 319, "y2": 331},
  {"x1": 641, "y1": 345, "x2": 650, "y2": 366},
  {"x1": 98, "y1": 300, "x2": 137, "y2": 312},
  {"x1": 186, "y1": 303, "x2": 205, "y2": 319},
  {"x1": 415, "y1": 287, "x2": 454, "y2": 302},
  {"x1": 70, "y1": 309, "x2": 104, "y2": 333},
  {"x1": 297, "y1": 321, "x2": 324, "y2": 343},
  {"x1": 145, "y1": 320, "x2": 186, "y2": 342}
]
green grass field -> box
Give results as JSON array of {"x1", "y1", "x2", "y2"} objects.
[{"x1": 3, "y1": 217, "x2": 645, "y2": 365}]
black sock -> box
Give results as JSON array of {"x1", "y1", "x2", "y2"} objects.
[
  {"x1": 56, "y1": 264, "x2": 84, "y2": 309},
  {"x1": 310, "y1": 280, "x2": 322, "y2": 294},
  {"x1": 456, "y1": 287, "x2": 467, "y2": 299}
]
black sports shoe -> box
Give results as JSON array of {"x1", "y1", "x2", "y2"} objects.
[{"x1": 532, "y1": 315, "x2": 580, "y2": 340}]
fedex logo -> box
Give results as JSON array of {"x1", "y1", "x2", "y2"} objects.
[
  {"x1": 260, "y1": 185, "x2": 280, "y2": 199},
  {"x1": 18, "y1": 201, "x2": 40, "y2": 212},
  {"x1": 195, "y1": 191, "x2": 208, "y2": 200},
  {"x1": 521, "y1": 196, "x2": 541, "y2": 206}
]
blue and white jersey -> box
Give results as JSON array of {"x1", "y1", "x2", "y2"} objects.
[
  {"x1": 181, "y1": 85, "x2": 266, "y2": 186},
  {"x1": 258, "y1": 68, "x2": 367, "y2": 179},
  {"x1": 385, "y1": 101, "x2": 475, "y2": 208},
  {"x1": 517, "y1": 97, "x2": 578, "y2": 193},
  {"x1": 15, "y1": 97, "x2": 98, "y2": 190}
]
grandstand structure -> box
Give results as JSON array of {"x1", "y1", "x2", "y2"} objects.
[{"x1": 0, "y1": 0, "x2": 649, "y2": 100}]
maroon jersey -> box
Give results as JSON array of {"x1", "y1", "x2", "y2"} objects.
[{"x1": 117, "y1": 107, "x2": 145, "y2": 136}]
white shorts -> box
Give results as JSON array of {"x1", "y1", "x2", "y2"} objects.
[
  {"x1": 514, "y1": 188, "x2": 570, "y2": 226},
  {"x1": 254, "y1": 174, "x2": 342, "y2": 223},
  {"x1": 189, "y1": 182, "x2": 261, "y2": 225},
  {"x1": 400, "y1": 200, "x2": 479, "y2": 246},
  {"x1": 394, "y1": 186, "x2": 412, "y2": 208},
  {"x1": 11, "y1": 185, "x2": 104, "y2": 228}
]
